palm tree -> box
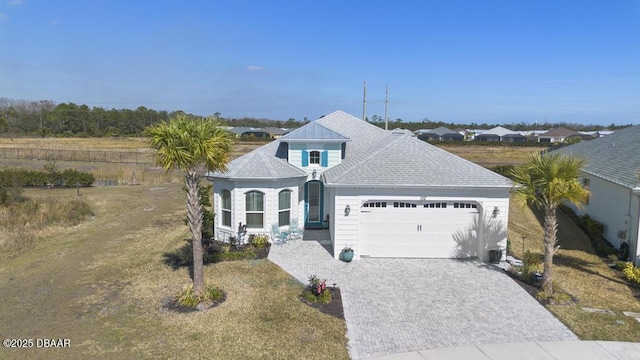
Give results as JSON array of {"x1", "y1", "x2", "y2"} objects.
[
  {"x1": 510, "y1": 152, "x2": 589, "y2": 297},
  {"x1": 146, "y1": 114, "x2": 233, "y2": 295}
]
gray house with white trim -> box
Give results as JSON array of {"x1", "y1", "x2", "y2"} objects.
[{"x1": 207, "y1": 110, "x2": 512, "y2": 261}]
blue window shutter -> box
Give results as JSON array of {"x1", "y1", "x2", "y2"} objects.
[
  {"x1": 321, "y1": 151, "x2": 328, "y2": 167},
  {"x1": 301, "y1": 150, "x2": 309, "y2": 167}
]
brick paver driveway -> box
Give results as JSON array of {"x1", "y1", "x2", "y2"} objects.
[{"x1": 268, "y1": 234, "x2": 578, "y2": 359}]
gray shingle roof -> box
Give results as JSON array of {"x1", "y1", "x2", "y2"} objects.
[
  {"x1": 425, "y1": 126, "x2": 460, "y2": 136},
  {"x1": 210, "y1": 110, "x2": 512, "y2": 188},
  {"x1": 207, "y1": 140, "x2": 306, "y2": 179},
  {"x1": 539, "y1": 127, "x2": 579, "y2": 137},
  {"x1": 552, "y1": 125, "x2": 640, "y2": 189},
  {"x1": 280, "y1": 121, "x2": 350, "y2": 142},
  {"x1": 318, "y1": 111, "x2": 512, "y2": 188}
]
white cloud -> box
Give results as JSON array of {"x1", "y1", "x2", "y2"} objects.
[
  {"x1": 246, "y1": 65, "x2": 264, "y2": 71},
  {"x1": 0, "y1": 13, "x2": 8, "y2": 22},
  {"x1": 8, "y1": 0, "x2": 23, "y2": 6},
  {"x1": 51, "y1": 19, "x2": 61, "y2": 26}
]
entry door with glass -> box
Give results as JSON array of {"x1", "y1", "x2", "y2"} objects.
[{"x1": 304, "y1": 181, "x2": 323, "y2": 228}]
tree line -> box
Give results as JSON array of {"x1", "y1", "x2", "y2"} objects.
[
  {"x1": 0, "y1": 98, "x2": 630, "y2": 137},
  {"x1": 0, "y1": 98, "x2": 307, "y2": 137}
]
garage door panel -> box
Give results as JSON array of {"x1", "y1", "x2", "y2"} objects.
[{"x1": 359, "y1": 201, "x2": 479, "y2": 258}]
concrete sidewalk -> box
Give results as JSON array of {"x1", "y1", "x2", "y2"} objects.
[{"x1": 371, "y1": 341, "x2": 640, "y2": 360}]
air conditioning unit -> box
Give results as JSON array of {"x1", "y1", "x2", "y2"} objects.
[{"x1": 617, "y1": 230, "x2": 627, "y2": 239}]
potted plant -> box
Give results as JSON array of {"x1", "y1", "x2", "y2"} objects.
[
  {"x1": 308, "y1": 274, "x2": 326, "y2": 296},
  {"x1": 339, "y1": 247, "x2": 354, "y2": 262}
]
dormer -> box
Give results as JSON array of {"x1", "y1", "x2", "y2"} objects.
[{"x1": 278, "y1": 122, "x2": 351, "y2": 173}]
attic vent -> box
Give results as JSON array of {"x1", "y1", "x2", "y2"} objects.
[{"x1": 391, "y1": 130, "x2": 405, "y2": 135}]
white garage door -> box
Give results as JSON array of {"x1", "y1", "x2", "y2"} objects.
[{"x1": 359, "y1": 200, "x2": 479, "y2": 258}]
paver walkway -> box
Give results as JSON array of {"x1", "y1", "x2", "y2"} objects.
[{"x1": 268, "y1": 233, "x2": 578, "y2": 359}]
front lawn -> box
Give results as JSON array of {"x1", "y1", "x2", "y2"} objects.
[
  {"x1": 0, "y1": 185, "x2": 348, "y2": 359},
  {"x1": 507, "y1": 197, "x2": 640, "y2": 341}
]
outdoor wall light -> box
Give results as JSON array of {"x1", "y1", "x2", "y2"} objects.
[
  {"x1": 492, "y1": 207, "x2": 500, "y2": 218},
  {"x1": 312, "y1": 169, "x2": 317, "y2": 179},
  {"x1": 344, "y1": 205, "x2": 351, "y2": 216}
]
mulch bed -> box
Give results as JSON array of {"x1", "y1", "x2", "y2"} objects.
[{"x1": 299, "y1": 287, "x2": 344, "y2": 320}]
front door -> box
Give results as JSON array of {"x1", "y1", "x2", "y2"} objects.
[{"x1": 304, "y1": 181, "x2": 324, "y2": 228}]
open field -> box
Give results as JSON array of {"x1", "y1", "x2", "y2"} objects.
[
  {"x1": 0, "y1": 185, "x2": 348, "y2": 359},
  {"x1": 0, "y1": 137, "x2": 537, "y2": 169},
  {"x1": 0, "y1": 138, "x2": 267, "y2": 186},
  {"x1": 437, "y1": 144, "x2": 543, "y2": 166}
]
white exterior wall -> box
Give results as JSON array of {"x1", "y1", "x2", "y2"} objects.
[
  {"x1": 581, "y1": 176, "x2": 633, "y2": 248},
  {"x1": 570, "y1": 173, "x2": 640, "y2": 264},
  {"x1": 212, "y1": 178, "x2": 305, "y2": 242},
  {"x1": 632, "y1": 194, "x2": 640, "y2": 265},
  {"x1": 330, "y1": 186, "x2": 510, "y2": 261}
]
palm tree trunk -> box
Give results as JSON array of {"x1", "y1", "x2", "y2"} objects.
[
  {"x1": 186, "y1": 169, "x2": 205, "y2": 295},
  {"x1": 542, "y1": 204, "x2": 559, "y2": 296}
]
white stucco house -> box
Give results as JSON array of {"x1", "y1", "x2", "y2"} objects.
[
  {"x1": 553, "y1": 125, "x2": 640, "y2": 265},
  {"x1": 206, "y1": 110, "x2": 512, "y2": 261}
]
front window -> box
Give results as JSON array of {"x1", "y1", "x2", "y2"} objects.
[
  {"x1": 221, "y1": 190, "x2": 231, "y2": 227},
  {"x1": 245, "y1": 191, "x2": 264, "y2": 228},
  {"x1": 309, "y1": 150, "x2": 320, "y2": 164},
  {"x1": 278, "y1": 190, "x2": 291, "y2": 226}
]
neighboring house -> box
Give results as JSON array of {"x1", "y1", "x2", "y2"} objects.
[
  {"x1": 229, "y1": 127, "x2": 271, "y2": 138},
  {"x1": 416, "y1": 126, "x2": 464, "y2": 141},
  {"x1": 537, "y1": 127, "x2": 579, "y2": 143},
  {"x1": 475, "y1": 126, "x2": 526, "y2": 142},
  {"x1": 553, "y1": 125, "x2": 640, "y2": 265},
  {"x1": 206, "y1": 110, "x2": 512, "y2": 261},
  {"x1": 263, "y1": 127, "x2": 289, "y2": 139}
]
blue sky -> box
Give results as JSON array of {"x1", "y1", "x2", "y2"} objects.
[{"x1": 1, "y1": 1, "x2": 639, "y2": 125}]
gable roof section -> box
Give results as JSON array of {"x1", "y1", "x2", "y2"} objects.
[
  {"x1": 280, "y1": 121, "x2": 350, "y2": 142},
  {"x1": 482, "y1": 126, "x2": 521, "y2": 137},
  {"x1": 539, "y1": 127, "x2": 578, "y2": 137},
  {"x1": 426, "y1": 126, "x2": 460, "y2": 136},
  {"x1": 552, "y1": 125, "x2": 640, "y2": 189}
]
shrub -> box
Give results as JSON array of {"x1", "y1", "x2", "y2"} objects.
[
  {"x1": 522, "y1": 250, "x2": 542, "y2": 279},
  {"x1": 622, "y1": 262, "x2": 640, "y2": 286},
  {"x1": 60, "y1": 168, "x2": 95, "y2": 187},
  {"x1": 250, "y1": 234, "x2": 270, "y2": 249},
  {"x1": 0, "y1": 167, "x2": 94, "y2": 188},
  {"x1": 175, "y1": 283, "x2": 225, "y2": 308}
]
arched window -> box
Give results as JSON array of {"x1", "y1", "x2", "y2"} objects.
[
  {"x1": 278, "y1": 189, "x2": 292, "y2": 226},
  {"x1": 221, "y1": 190, "x2": 231, "y2": 227},
  {"x1": 245, "y1": 191, "x2": 264, "y2": 228}
]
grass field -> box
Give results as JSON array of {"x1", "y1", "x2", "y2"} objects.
[
  {"x1": 437, "y1": 144, "x2": 543, "y2": 166},
  {"x1": 0, "y1": 185, "x2": 348, "y2": 359}
]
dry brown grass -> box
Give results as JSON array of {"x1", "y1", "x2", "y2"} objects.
[
  {"x1": 437, "y1": 144, "x2": 543, "y2": 166},
  {"x1": 0, "y1": 137, "x2": 151, "y2": 150},
  {"x1": 0, "y1": 185, "x2": 348, "y2": 359},
  {"x1": 508, "y1": 197, "x2": 640, "y2": 341}
]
